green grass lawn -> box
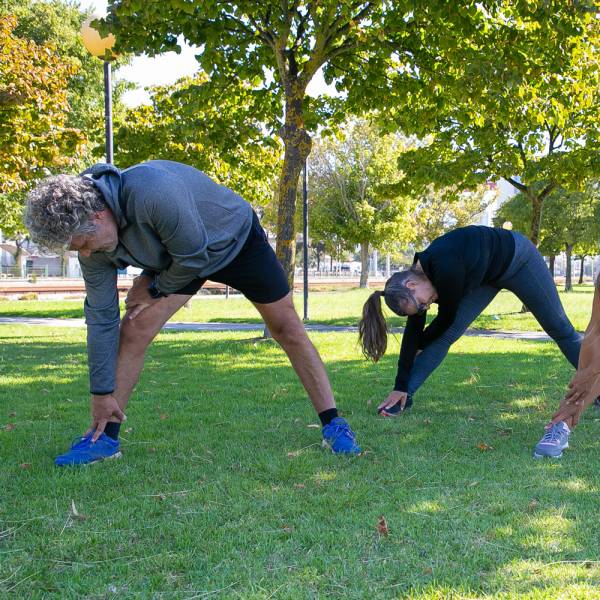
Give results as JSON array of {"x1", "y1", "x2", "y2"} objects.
[
  {"x1": 0, "y1": 283, "x2": 594, "y2": 332},
  {"x1": 1, "y1": 324, "x2": 600, "y2": 598}
]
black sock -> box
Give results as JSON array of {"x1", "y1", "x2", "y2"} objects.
[
  {"x1": 103, "y1": 422, "x2": 121, "y2": 440},
  {"x1": 319, "y1": 408, "x2": 338, "y2": 426}
]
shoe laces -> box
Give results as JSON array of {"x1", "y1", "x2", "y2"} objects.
[
  {"x1": 329, "y1": 420, "x2": 355, "y2": 440},
  {"x1": 69, "y1": 432, "x2": 94, "y2": 449},
  {"x1": 540, "y1": 424, "x2": 566, "y2": 443}
]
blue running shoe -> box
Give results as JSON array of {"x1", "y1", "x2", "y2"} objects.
[
  {"x1": 55, "y1": 431, "x2": 122, "y2": 466},
  {"x1": 322, "y1": 417, "x2": 361, "y2": 455},
  {"x1": 378, "y1": 394, "x2": 413, "y2": 417},
  {"x1": 533, "y1": 421, "x2": 570, "y2": 459}
]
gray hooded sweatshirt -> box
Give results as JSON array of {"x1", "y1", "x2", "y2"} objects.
[{"x1": 80, "y1": 160, "x2": 253, "y2": 394}]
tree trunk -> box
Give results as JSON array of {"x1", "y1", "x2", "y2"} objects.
[
  {"x1": 528, "y1": 191, "x2": 543, "y2": 247},
  {"x1": 61, "y1": 250, "x2": 70, "y2": 277},
  {"x1": 14, "y1": 241, "x2": 25, "y2": 278},
  {"x1": 275, "y1": 88, "x2": 311, "y2": 290},
  {"x1": 548, "y1": 254, "x2": 555, "y2": 277},
  {"x1": 564, "y1": 243, "x2": 573, "y2": 292},
  {"x1": 579, "y1": 255, "x2": 585, "y2": 285},
  {"x1": 359, "y1": 242, "x2": 369, "y2": 288},
  {"x1": 519, "y1": 190, "x2": 545, "y2": 313}
]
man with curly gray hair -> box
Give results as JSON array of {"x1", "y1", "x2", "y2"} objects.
[
  {"x1": 25, "y1": 175, "x2": 110, "y2": 252},
  {"x1": 25, "y1": 160, "x2": 361, "y2": 466}
]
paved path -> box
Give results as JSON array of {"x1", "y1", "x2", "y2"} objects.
[{"x1": 0, "y1": 316, "x2": 554, "y2": 341}]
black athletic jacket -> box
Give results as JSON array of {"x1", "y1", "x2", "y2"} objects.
[{"x1": 394, "y1": 226, "x2": 516, "y2": 392}]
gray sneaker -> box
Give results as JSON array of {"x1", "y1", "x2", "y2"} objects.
[{"x1": 533, "y1": 421, "x2": 570, "y2": 459}]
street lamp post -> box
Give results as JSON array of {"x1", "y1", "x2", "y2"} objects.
[
  {"x1": 302, "y1": 159, "x2": 309, "y2": 322},
  {"x1": 80, "y1": 16, "x2": 116, "y2": 164}
]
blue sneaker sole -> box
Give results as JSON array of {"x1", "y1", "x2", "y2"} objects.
[
  {"x1": 56, "y1": 450, "x2": 122, "y2": 467},
  {"x1": 533, "y1": 443, "x2": 568, "y2": 459},
  {"x1": 533, "y1": 451, "x2": 563, "y2": 459}
]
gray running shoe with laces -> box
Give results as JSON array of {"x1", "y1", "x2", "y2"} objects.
[{"x1": 533, "y1": 421, "x2": 570, "y2": 459}]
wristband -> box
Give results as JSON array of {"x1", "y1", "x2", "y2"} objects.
[{"x1": 148, "y1": 279, "x2": 167, "y2": 299}]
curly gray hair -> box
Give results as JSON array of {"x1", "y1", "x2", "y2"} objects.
[{"x1": 24, "y1": 175, "x2": 106, "y2": 251}]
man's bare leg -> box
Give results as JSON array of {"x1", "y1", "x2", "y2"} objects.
[
  {"x1": 252, "y1": 293, "x2": 335, "y2": 413},
  {"x1": 113, "y1": 293, "x2": 193, "y2": 412}
]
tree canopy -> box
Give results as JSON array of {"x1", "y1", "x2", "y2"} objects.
[
  {"x1": 309, "y1": 119, "x2": 414, "y2": 287},
  {"x1": 355, "y1": 2, "x2": 599, "y2": 246},
  {"x1": 115, "y1": 73, "x2": 281, "y2": 208},
  {"x1": 0, "y1": 14, "x2": 83, "y2": 238}
]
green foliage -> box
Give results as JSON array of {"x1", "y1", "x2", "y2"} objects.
[
  {"x1": 0, "y1": 0, "x2": 132, "y2": 239},
  {"x1": 115, "y1": 74, "x2": 281, "y2": 207},
  {"x1": 103, "y1": 1, "x2": 598, "y2": 272},
  {"x1": 101, "y1": 0, "x2": 411, "y2": 280},
  {"x1": 412, "y1": 184, "x2": 496, "y2": 248},
  {"x1": 348, "y1": 2, "x2": 600, "y2": 245},
  {"x1": 1, "y1": 0, "x2": 129, "y2": 160},
  {"x1": 0, "y1": 14, "x2": 84, "y2": 237},
  {"x1": 495, "y1": 182, "x2": 600, "y2": 259},
  {"x1": 309, "y1": 120, "x2": 415, "y2": 283}
]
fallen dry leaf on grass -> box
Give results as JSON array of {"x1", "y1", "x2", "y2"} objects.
[
  {"x1": 477, "y1": 442, "x2": 494, "y2": 452},
  {"x1": 159, "y1": 414, "x2": 169, "y2": 420},
  {"x1": 293, "y1": 483, "x2": 305, "y2": 489},
  {"x1": 377, "y1": 516, "x2": 389, "y2": 537},
  {"x1": 19, "y1": 463, "x2": 32, "y2": 470},
  {"x1": 4, "y1": 423, "x2": 16, "y2": 431},
  {"x1": 527, "y1": 499, "x2": 539, "y2": 512}
]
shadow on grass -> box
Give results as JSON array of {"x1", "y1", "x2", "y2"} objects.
[{"x1": 1, "y1": 330, "x2": 598, "y2": 597}]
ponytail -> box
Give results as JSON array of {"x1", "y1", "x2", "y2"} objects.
[{"x1": 358, "y1": 291, "x2": 388, "y2": 362}]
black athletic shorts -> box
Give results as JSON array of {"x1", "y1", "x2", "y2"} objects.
[{"x1": 143, "y1": 211, "x2": 290, "y2": 304}]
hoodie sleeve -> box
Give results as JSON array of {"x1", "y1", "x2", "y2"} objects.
[
  {"x1": 79, "y1": 254, "x2": 120, "y2": 395},
  {"x1": 394, "y1": 312, "x2": 426, "y2": 392},
  {"x1": 141, "y1": 173, "x2": 210, "y2": 294}
]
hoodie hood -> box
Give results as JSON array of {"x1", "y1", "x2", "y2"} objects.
[{"x1": 81, "y1": 163, "x2": 128, "y2": 228}]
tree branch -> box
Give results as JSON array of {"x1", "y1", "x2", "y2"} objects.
[
  {"x1": 506, "y1": 177, "x2": 528, "y2": 193},
  {"x1": 539, "y1": 181, "x2": 556, "y2": 201},
  {"x1": 244, "y1": 13, "x2": 275, "y2": 48},
  {"x1": 327, "y1": 2, "x2": 374, "y2": 47},
  {"x1": 517, "y1": 140, "x2": 528, "y2": 171}
]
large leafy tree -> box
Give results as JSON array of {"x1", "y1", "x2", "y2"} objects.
[
  {"x1": 412, "y1": 184, "x2": 496, "y2": 247},
  {"x1": 309, "y1": 119, "x2": 414, "y2": 288},
  {"x1": 357, "y1": 2, "x2": 599, "y2": 247},
  {"x1": 115, "y1": 74, "x2": 281, "y2": 207},
  {"x1": 0, "y1": 15, "x2": 83, "y2": 228},
  {"x1": 0, "y1": 13, "x2": 85, "y2": 274},
  {"x1": 495, "y1": 183, "x2": 600, "y2": 291},
  {"x1": 1, "y1": 0, "x2": 129, "y2": 160},
  {"x1": 102, "y1": 0, "x2": 548, "y2": 286},
  {"x1": 102, "y1": 0, "x2": 396, "y2": 285}
]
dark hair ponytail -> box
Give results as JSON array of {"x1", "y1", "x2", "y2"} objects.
[
  {"x1": 359, "y1": 267, "x2": 431, "y2": 362},
  {"x1": 358, "y1": 291, "x2": 388, "y2": 362}
]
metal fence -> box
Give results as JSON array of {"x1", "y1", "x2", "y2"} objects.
[{"x1": 0, "y1": 266, "x2": 49, "y2": 278}]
